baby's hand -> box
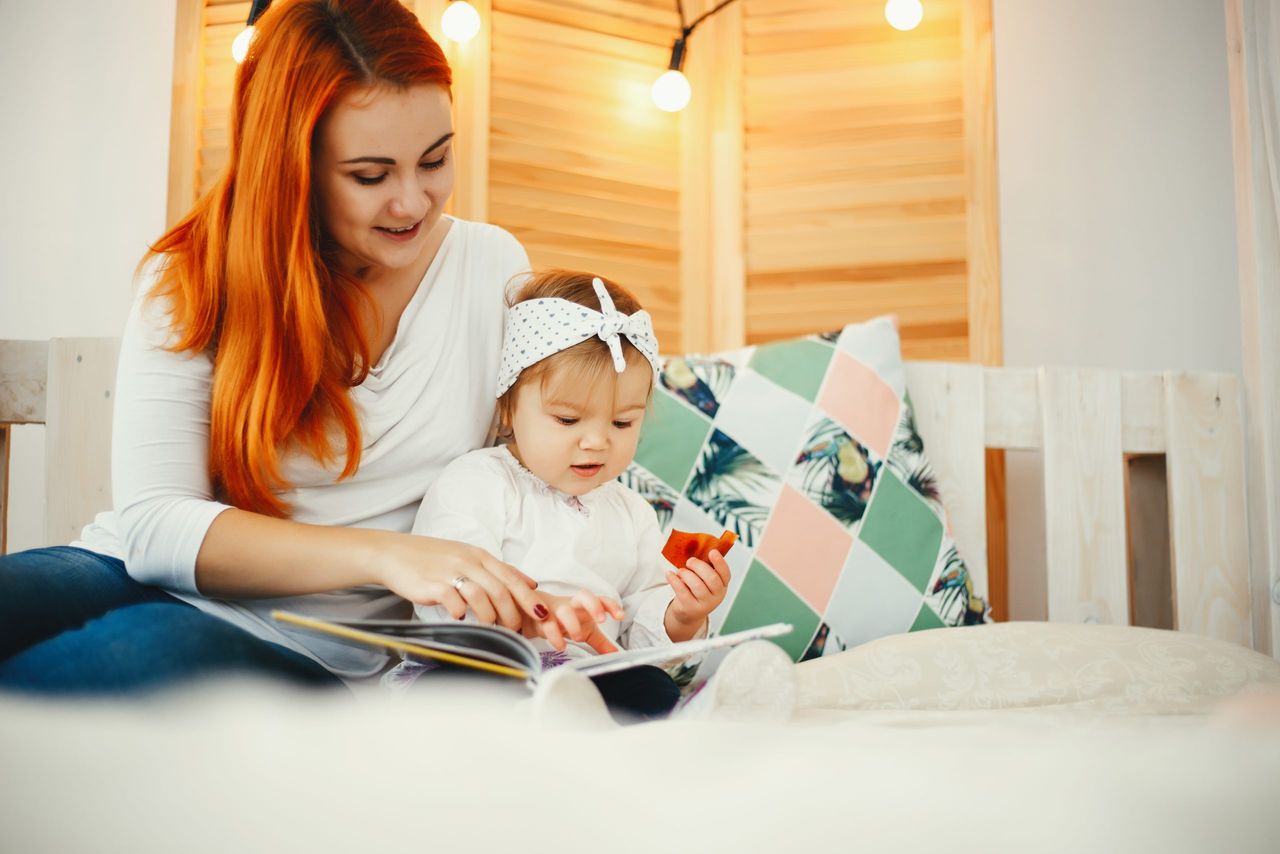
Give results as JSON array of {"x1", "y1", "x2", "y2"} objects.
[
  {"x1": 665, "y1": 549, "x2": 731, "y2": 639},
  {"x1": 523, "y1": 590, "x2": 624, "y2": 655}
]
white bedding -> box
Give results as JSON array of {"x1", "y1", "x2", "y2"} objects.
[{"x1": 3, "y1": 623, "x2": 1278, "y2": 853}]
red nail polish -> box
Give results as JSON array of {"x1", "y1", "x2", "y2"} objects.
[{"x1": 533, "y1": 604, "x2": 549, "y2": 620}]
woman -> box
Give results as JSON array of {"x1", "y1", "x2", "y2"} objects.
[{"x1": 0, "y1": 0, "x2": 579, "y2": 692}]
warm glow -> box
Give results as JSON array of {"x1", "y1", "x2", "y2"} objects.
[
  {"x1": 441, "y1": 1, "x2": 481, "y2": 42},
  {"x1": 651, "y1": 70, "x2": 691, "y2": 112},
  {"x1": 231, "y1": 26, "x2": 255, "y2": 63},
  {"x1": 884, "y1": 0, "x2": 924, "y2": 31}
]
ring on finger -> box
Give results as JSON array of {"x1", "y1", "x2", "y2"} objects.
[{"x1": 451, "y1": 574, "x2": 469, "y2": 592}]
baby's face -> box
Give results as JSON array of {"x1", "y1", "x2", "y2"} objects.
[{"x1": 508, "y1": 361, "x2": 652, "y2": 497}]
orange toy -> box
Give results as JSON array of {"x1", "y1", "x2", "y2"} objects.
[{"x1": 661, "y1": 528, "x2": 737, "y2": 569}]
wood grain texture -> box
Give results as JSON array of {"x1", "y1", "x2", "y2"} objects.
[
  {"x1": 42, "y1": 340, "x2": 120, "y2": 548},
  {"x1": 1039, "y1": 368, "x2": 1129, "y2": 625},
  {"x1": 1165, "y1": 372, "x2": 1252, "y2": 646},
  {"x1": 960, "y1": 0, "x2": 1000, "y2": 366},
  {"x1": 1224, "y1": 0, "x2": 1279, "y2": 655},
  {"x1": 904, "y1": 362, "x2": 988, "y2": 594},
  {"x1": 0, "y1": 341, "x2": 48, "y2": 425},
  {"x1": 1125, "y1": 454, "x2": 1173, "y2": 631}
]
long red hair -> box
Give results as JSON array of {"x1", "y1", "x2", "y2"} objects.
[{"x1": 143, "y1": 0, "x2": 452, "y2": 516}]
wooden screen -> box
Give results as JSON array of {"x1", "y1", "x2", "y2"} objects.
[
  {"x1": 743, "y1": 0, "x2": 970, "y2": 359},
  {"x1": 486, "y1": 1, "x2": 685, "y2": 351}
]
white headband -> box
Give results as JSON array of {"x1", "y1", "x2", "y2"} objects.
[{"x1": 496, "y1": 277, "x2": 661, "y2": 398}]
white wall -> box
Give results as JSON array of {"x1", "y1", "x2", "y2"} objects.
[
  {"x1": 992, "y1": 0, "x2": 1244, "y2": 619},
  {"x1": 0, "y1": 0, "x2": 176, "y2": 550}
]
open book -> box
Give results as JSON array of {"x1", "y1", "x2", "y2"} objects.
[{"x1": 272, "y1": 610, "x2": 792, "y2": 686}]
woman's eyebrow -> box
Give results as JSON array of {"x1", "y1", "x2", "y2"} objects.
[{"x1": 339, "y1": 132, "x2": 455, "y2": 165}]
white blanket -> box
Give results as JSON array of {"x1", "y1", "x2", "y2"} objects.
[{"x1": 3, "y1": 623, "x2": 1278, "y2": 853}]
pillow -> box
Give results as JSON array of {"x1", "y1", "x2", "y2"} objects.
[{"x1": 619, "y1": 316, "x2": 989, "y2": 662}]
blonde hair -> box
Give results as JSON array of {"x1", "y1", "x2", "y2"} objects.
[{"x1": 497, "y1": 269, "x2": 653, "y2": 433}]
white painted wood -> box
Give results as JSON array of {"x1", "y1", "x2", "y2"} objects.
[
  {"x1": 0, "y1": 340, "x2": 49, "y2": 424},
  {"x1": 1164, "y1": 372, "x2": 1253, "y2": 647},
  {"x1": 42, "y1": 339, "x2": 118, "y2": 548},
  {"x1": 1121, "y1": 373, "x2": 1167, "y2": 454},
  {"x1": 983, "y1": 367, "x2": 1039, "y2": 450},
  {"x1": 904, "y1": 363, "x2": 988, "y2": 594},
  {"x1": 1225, "y1": 0, "x2": 1280, "y2": 656},
  {"x1": 1039, "y1": 368, "x2": 1130, "y2": 625}
]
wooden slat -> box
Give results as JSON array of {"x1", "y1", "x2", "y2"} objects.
[
  {"x1": 43, "y1": 340, "x2": 119, "y2": 548},
  {"x1": 961, "y1": 0, "x2": 1000, "y2": 366},
  {"x1": 904, "y1": 363, "x2": 988, "y2": 593},
  {"x1": 1225, "y1": 0, "x2": 1279, "y2": 656},
  {"x1": 1165, "y1": 373, "x2": 1252, "y2": 646},
  {"x1": 0, "y1": 341, "x2": 48, "y2": 424},
  {"x1": 1039, "y1": 368, "x2": 1129, "y2": 625},
  {"x1": 1121, "y1": 372, "x2": 1167, "y2": 453},
  {"x1": 978, "y1": 371, "x2": 1035, "y2": 455},
  {"x1": 447, "y1": 0, "x2": 492, "y2": 222},
  {"x1": 168, "y1": 0, "x2": 204, "y2": 227}
]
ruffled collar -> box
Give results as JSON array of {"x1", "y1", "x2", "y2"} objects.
[{"x1": 498, "y1": 445, "x2": 590, "y2": 516}]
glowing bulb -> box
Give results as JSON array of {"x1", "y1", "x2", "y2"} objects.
[
  {"x1": 441, "y1": 1, "x2": 481, "y2": 42},
  {"x1": 884, "y1": 0, "x2": 924, "y2": 31},
  {"x1": 651, "y1": 70, "x2": 691, "y2": 112},
  {"x1": 232, "y1": 25, "x2": 255, "y2": 63}
]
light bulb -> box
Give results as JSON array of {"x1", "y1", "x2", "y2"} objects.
[
  {"x1": 651, "y1": 69, "x2": 691, "y2": 112},
  {"x1": 441, "y1": 1, "x2": 481, "y2": 43},
  {"x1": 884, "y1": 0, "x2": 924, "y2": 31},
  {"x1": 231, "y1": 26, "x2": 255, "y2": 63}
]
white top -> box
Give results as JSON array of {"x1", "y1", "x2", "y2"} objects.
[
  {"x1": 75, "y1": 217, "x2": 531, "y2": 679},
  {"x1": 412, "y1": 445, "x2": 679, "y2": 660}
]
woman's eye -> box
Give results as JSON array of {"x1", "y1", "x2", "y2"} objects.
[
  {"x1": 612, "y1": 421, "x2": 633, "y2": 430},
  {"x1": 420, "y1": 156, "x2": 447, "y2": 171},
  {"x1": 554, "y1": 416, "x2": 578, "y2": 426},
  {"x1": 353, "y1": 174, "x2": 385, "y2": 186}
]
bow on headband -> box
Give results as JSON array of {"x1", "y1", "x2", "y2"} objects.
[{"x1": 496, "y1": 278, "x2": 662, "y2": 398}]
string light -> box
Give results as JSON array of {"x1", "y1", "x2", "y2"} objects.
[
  {"x1": 884, "y1": 0, "x2": 924, "y2": 32},
  {"x1": 441, "y1": 1, "x2": 482, "y2": 43},
  {"x1": 232, "y1": 0, "x2": 273, "y2": 64}
]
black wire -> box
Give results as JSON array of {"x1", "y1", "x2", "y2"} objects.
[
  {"x1": 248, "y1": 0, "x2": 272, "y2": 26},
  {"x1": 684, "y1": 0, "x2": 740, "y2": 35}
]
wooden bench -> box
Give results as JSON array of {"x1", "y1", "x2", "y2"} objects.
[{"x1": 0, "y1": 338, "x2": 1260, "y2": 650}]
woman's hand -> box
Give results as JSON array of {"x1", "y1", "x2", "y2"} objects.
[
  {"x1": 664, "y1": 548, "x2": 731, "y2": 642},
  {"x1": 369, "y1": 532, "x2": 562, "y2": 640},
  {"x1": 522, "y1": 590, "x2": 625, "y2": 655}
]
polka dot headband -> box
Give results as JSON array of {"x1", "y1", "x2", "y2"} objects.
[{"x1": 496, "y1": 277, "x2": 661, "y2": 398}]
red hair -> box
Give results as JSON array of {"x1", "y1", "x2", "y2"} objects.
[{"x1": 142, "y1": 0, "x2": 452, "y2": 516}]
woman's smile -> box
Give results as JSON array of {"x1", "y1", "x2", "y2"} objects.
[{"x1": 375, "y1": 219, "x2": 423, "y2": 242}]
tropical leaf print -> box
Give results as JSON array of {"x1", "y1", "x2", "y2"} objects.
[
  {"x1": 926, "y1": 545, "x2": 987, "y2": 626},
  {"x1": 793, "y1": 417, "x2": 880, "y2": 528},
  {"x1": 617, "y1": 465, "x2": 680, "y2": 529},
  {"x1": 685, "y1": 430, "x2": 779, "y2": 547},
  {"x1": 660, "y1": 356, "x2": 736, "y2": 419}
]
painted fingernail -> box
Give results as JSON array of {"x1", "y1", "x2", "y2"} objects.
[{"x1": 533, "y1": 604, "x2": 550, "y2": 620}]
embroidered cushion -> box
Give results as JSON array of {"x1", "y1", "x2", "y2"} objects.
[{"x1": 620, "y1": 317, "x2": 989, "y2": 661}]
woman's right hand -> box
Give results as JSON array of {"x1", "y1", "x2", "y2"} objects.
[{"x1": 369, "y1": 532, "x2": 567, "y2": 648}]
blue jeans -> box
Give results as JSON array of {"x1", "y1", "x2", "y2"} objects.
[{"x1": 0, "y1": 547, "x2": 343, "y2": 695}]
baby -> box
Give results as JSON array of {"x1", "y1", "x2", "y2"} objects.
[{"x1": 407, "y1": 270, "x2": 733, "y2": 718}]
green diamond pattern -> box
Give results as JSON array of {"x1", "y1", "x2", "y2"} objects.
[
  {"x1": 858, "y1": 470, "x2": 943, "y2": 593},
  {"x1": 718, "y1": 559, "x2": 822, "y2": 661},
  {"x1": 634, "y1": 390, "x2": 713, "y2": 492},
  {"x1": 747, "y1": 339, "x2": 834, "y2": 403}
]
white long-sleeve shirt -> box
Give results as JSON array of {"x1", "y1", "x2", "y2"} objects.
[
  {"x1": 75, "y1": 217, "x2": 530, "y2": 679},
  {"x1": 412, "y1": 445, "x2": 678, "y2": 659}
]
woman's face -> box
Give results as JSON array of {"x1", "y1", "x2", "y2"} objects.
[{"x1": 312, "y1": 83, "x2": 454, "y2": 276}]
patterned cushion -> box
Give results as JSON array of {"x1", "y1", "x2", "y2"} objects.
[{"x1": 620, "y1": 317, "x2": 989, "y2": 662}]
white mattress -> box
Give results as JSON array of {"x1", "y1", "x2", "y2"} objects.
[{"x1": 3, "y1": 622, "x2": 1278, "y2": 853}]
